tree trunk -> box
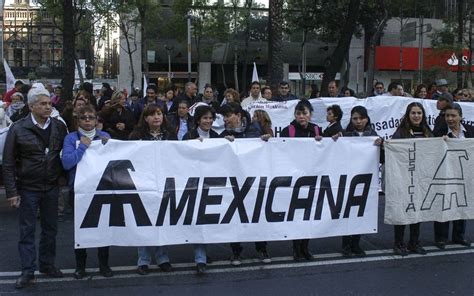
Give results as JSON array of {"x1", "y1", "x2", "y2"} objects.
[
  {"x1": 139, "y1": 8, "x2": 148, "y2": 75},
  {"x1": 267, "y1": 0, "x2": 284, "y2": 93},
  {"x1": 125, "y1": 28, "x2": 136, "y2": 91},
  {"x1": 456, "y1": 0, "x2": 464, "y2": 88},
  {"x1": 75, "y1": 56, "x2": 84, "y2": 84},
  {"x1": 61, "y1": 0, "x2": 75, "y2": 101},
  {"x1": 366, "y1": 0, "x2": 388, "y2": 95},
  {"x1": 467, "y1": 1, "x2": 473, "y2": 88},
  {"x1": 240, "y1": 0, "x2": 252, "y2": 92},
  {"x1": 320, "y1": 0, "x2": 361, "y2": 97},
  {"x1": 234, "y1": 46, "x2": 239, "y2": 93}
]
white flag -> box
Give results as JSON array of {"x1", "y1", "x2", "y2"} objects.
[
  {"x1": 142, "y1": 74, "x2": 148, "y2": 98},
  {"x1": 3, "y1": 59, "x2": 16, "y2": 91},
  {"x1": 252, "y1": 62, "x2": 259, "y2": 83}
]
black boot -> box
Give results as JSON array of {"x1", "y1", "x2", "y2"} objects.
[
  {"x1": 300, "y1": 239, "x2": 313, "y2": 261},
  {"x1": 293, "y1": 240, "x2": 303, "y2": 261}
]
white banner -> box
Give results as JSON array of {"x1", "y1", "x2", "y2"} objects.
[
  {"x1": 384, "y1": 138, "x2": 474, "y2": 225},
  {"x1": 244, "y1": 96, "x2": 474, "y2": 139},
  {"x1": 74, "y1": 138, "x2": 380, "y2": 248}
]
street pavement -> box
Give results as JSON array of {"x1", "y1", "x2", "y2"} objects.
[{"x1": 1, "y1": 191, "x2": 473, "y2": 295}]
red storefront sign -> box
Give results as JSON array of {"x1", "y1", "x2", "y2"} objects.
[{"x1": 375, "y1": 46, "x2": 473, "y2": 71}]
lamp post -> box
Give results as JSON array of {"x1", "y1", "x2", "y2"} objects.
[
  {"x1": 186, "y1": 14, "x2": 192, "y2": 82},
  {"x1": 164, "y1": 44, "x2": 173, "y2": 82},
  {"x1": 356, "y1": 55, "x2": 362, "y2": 94}
]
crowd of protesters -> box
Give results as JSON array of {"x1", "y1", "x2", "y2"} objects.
[{"x1": 1, "y1": 77, "x2": 473, "y2": 289}]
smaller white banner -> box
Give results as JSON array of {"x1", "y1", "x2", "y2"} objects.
[{"x1": 384, "y1": 138, "x2": 474, "y2": 224}]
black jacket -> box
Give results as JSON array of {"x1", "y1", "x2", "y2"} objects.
[
  {"x1": 101, "y1": 106, "x2": 136, "y2": 140},
  {"x1": 129, "y1": 127, "x2": 177, "y2": 141},
  {"x1": 183, "y1": 128, "x2": 219, "y2": 140},
  {"x1": 171, "y1": 93, "x2": 196, "y2": 113},
  {"x1": 343, "y1": 125, "x2": 383, "y2": 163},
  {"x1": 3, "y1": 115, "x2": 68, "y2": 198},
  {"x1": 433, "y1": 111, "x2": 448, "y2": 137},
  {"x1": 281, "y1": 120, "x2": 322, "y2": 138},
  {"x1": 446, "y1": 123, "x2": 474, "y2": 138},
  {"x1": 343, "y1": 125, "x2": 378, "y2": 137},
  {"x1": 219, "y1": 113, "x2": 261, "y2": 139},
  {"x1": 323, "y1": 121, "x2": 343, "y2": 137},
  {"x1": 166, "y1": 114, "x2": 195, "y2": 136}
]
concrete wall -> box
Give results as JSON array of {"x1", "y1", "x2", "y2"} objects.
[{"x1": 198, "y1": 62, "x2": 211, "y2": 93}]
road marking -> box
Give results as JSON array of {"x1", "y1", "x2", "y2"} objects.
[{"x1": 0, "y1": 245, "x2": 472, "y2": 284}]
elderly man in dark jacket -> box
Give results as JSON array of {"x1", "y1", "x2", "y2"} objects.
[{"x1": 3, "y1": 85, "x2": 68, "y2": 289}]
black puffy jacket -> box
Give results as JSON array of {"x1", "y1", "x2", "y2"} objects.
[{"x1": 2, "y1": 115, "x2": 68, "y2": 198}]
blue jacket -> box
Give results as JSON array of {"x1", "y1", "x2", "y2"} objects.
[{"x1": 61, "y1": 130, "x2": 110, "y2": 189}]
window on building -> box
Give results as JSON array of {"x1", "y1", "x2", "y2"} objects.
[{"x1": 14, "y1": 48, "x2": 23, "y2": 67}]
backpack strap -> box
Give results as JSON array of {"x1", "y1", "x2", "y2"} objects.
[{"x1": 289, "y1": 124, "x2": 295, "y2": 137}]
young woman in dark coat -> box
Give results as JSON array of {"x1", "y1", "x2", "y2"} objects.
[
  {"x1": 181, "y1": 105, "x2": 218, "y2": 275},
  {"x1": 281, "y1": 100, "x2": 322, "y2": 138},
  {"x1": 281, "y1": 100, "x2": 322, "y2": 261},
  {"x1": 219, "y1": 102, "x2": 261, "y2": 140},
  {"x1": 219, "y1": 102, "x2": 273, "y2": 266},
  {"x1": 322, "y1": 104, "x2": 343, "y2": 137},
  {"x1": 390, "y1": 102, "x2": 432, "y2": 256},
  {"x1": 183, "y1": 105, "x2": 219, "y2": 140},
  {"x1": 101, "y1": 91, "x2": 136, "y2": 140},
  {"x1": 338, "y1": 106, "x2": 382, "y2": 258},
  {"x1": 128, "y1": 104, "x2": 175, "y2": 276}
]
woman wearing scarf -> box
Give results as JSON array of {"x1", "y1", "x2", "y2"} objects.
[{"x1": 61, "y1": 105, "x2": 113, "y2": 279}]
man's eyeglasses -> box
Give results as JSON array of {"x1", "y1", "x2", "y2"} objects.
[{"x1": 79, "y1": 116, "x2": 96, "y2": 121}]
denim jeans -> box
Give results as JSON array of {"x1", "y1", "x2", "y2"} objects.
[
  {"x1": 18, "y1": 188, "x2": 59, "y2": 274},
  {"x1": 194, "y1": 244, "x2": 207, "y2": 264},
  {"x1": 137, "y1": 246, "x2": 170, "y2": 266}
]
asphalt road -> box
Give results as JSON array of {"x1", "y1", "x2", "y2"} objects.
[{"x1": 1, "y1": 191, "x2": 473, "y2": 295}]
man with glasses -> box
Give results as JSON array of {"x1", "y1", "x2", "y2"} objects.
[
  {"x1": 3, "y1": 85, "x2": 68, "y2": 289},
  {"x1": 272, "y1": 81, "x2": 299, "y2": 101},
  {"x1": 455, "y1": 89, "x2": 472, "y2": 102},
  {"x1": 373, "y1": 82, "x2": 386, "y2": 96}
]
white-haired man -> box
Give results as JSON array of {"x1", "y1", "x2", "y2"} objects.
[{"x1": 3, "y1": 86, "x2": 68, "y2": 289}]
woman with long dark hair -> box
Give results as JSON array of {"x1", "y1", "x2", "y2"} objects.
[
  {"x1": 129, "y1": 104, "x2": 176, "y2": 275},
  {"x1": 129, "y1": 104, "x2": 177, "y2": 141},
  {"x1": 340, "y1": 106, "x2": 382, "y2": 258},
  {"x1": 391, "y1": 102, "x2": 432, "y2": 256}
]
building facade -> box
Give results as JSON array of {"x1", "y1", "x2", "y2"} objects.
[{"x1": 2, "y1": 0, "x2": 94, "y2": 80}]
